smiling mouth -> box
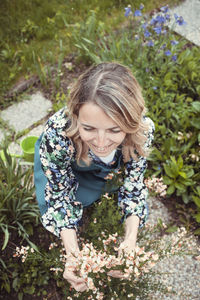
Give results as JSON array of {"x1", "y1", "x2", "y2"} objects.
[{"x1": 91, "y1": 144, "x2": 113, "y2": 153}]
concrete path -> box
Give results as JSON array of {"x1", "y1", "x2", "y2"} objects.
[
  {"x1": 0, "y1": 92, "x2": 52, "y2": 157},
  {"x1": 168, "y1": 0, "x2": 200, "y2": 46}
]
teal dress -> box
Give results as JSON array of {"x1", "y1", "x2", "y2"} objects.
[{"x1": 34, "y1": 134, "x2": 122, "y2": 215}]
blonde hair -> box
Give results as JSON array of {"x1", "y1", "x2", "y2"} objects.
[{"x1": 66, "y1": 62, "x2": 149, "y2": 165}]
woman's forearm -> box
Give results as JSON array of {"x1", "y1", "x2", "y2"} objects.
[
  {"x1": 124, "y1": 215, "x2": 140, "y2": 242},
  {"x1": 60, "y1": 228, "x2": 79, "y2": 254}
]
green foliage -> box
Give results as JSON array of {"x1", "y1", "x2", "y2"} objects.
[
  {"x1": 53, "y1": 91, "x2": 68, "y2": 112},
  {"x1": 69, "y1": 10, "x2": 106, "y2": 65},
  {"x1": 0, "y1": 146, "x2": 40, "y2": 250},
  {"x1": 82, "y1": 194, "x2": 124, "y2": 249}
]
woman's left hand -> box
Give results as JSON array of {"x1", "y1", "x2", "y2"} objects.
[
  {"x1": 117, "y1": 238, "x2": 136, "y2": 258},
  {"x1": 107, "y1": 238, "x2": 136, "y2": 279}
]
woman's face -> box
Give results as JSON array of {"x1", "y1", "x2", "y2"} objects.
[{"x1": 78, "y1": 102, "x2": 126, "y2": 157}]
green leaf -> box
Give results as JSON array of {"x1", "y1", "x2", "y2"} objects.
[
  {"x1": 164, "y1": 164, "x2": 174, "y2": 178},
  {"x1": 81, "y1": 37, "x2": 94, "y2": 45},
  {"x1": 166, "y1": 226, "x2": 178, "y2": 233},
  {"x1": 179, "y1": 171, "x2": 187, "y2": 178},
  {"x1": 186, "y1": 169, "x2": 194, "y2": 178},
  {"x1": 194, "y1": 213, "x2": 200, "y2": 223},
  {"x1": 175, "y1": 182, "x2": 185, "y2": 191},
  {"x1": 2, "y1": 227, "x2": 9, "y2": 250},
  {"x1": 167, "y1": 184, "x2": 175, "y2": 195},
  {"x1": 190, "y1": 118, "x2": 200, "y2": 129},
  {"x1": 192, "y1": 196, "x2": 200, "y2": 208},
  {"x1": 13, "y1": 277, "x2": 18, "y2": 290},
  {"x1": 163, "y1": 176, "x2": 173, "y2": 185},
  {"x1": 18, "y1": 292, "x2": 23, "y2": 300},
  {"x1": 194, "y1": 227, "x2": 200, "y2": 235},
  {"x1": 177, "y1": 156, "x2": 183, "y2": 169},
  {"x1": 191, "y1": 101, "x2": 200, "y2": 112},
  {"x1": 182, "y1": 193, "x2": 189, "y2": 204},
  {"x1": 5, "y1": 282, "x2": 11, "y2": 293}
]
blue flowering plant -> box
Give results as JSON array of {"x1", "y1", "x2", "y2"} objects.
[{"x1": 123, "y1": 4, "x2": 187, "y2": 84}]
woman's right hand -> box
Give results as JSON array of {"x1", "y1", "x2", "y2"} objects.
[
  {"x1": 63, "y1": 260, "x2": 87, "y2": 292},
  {"x1": 61, "y1": 229, "x2": 87, "y2": 291}
]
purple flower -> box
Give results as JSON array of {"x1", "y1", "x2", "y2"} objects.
[
  {"x1": 171, "y1": 40, "x2": 179, "y2": 45},
  {"x1": 160, "y1": 5, "x2": 169, "y2": 13},
  {"x1": 165, "y1": 14, "x2": 171, "y2": 21},
  {"x1": 124, "y1": 6, "x2": 132, "y2": 17},
  {"x1": 153, "y1": 86, "x2": 157, "y2": 90},
  {"x1": 172, "y1": 54, "x2": 177, "y2": 61},
  {"x1": 153, "y1": 26, "x2": 162, "y2": 35},
  {"x1": 146, "y1": 68, "x2": 149, "y2": 73},
  {"x1": 140, "y1": 4, "x2": 144, "y2": 10},
  {"x1": 164, "y1": 50, "x2": 172, "y2": 56},
  {"x1": 147, "y1": 40, "x2": 154, "y2": 47},
  {"x1": 144, "y1": 30, "x2": 151, "y2": 37},
  {"x1": 174, "y1": 14, "x2": 186, "y2": 26},
  {"x1": 161, "y1": 43, "x2": 166, "y2": 49},
  {"x1": 150, "y1": 18, "x2": 156, "y2": 25},
  {"x1": 142, "y1": 22, "x2": 148, "y2": 29},
  {"x1": 134, "y1": 9, "x2": 142, "y2": 17},
  {"x1": 155, "y1": 15, "x2": 166, "y2": 24}
]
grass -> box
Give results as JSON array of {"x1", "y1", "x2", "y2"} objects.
[{"x1": 0, "y1": 0, "x2": 184, "y2": 104}]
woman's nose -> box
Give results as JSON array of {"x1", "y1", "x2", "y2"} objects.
[{"x1": 96, "y1": 131, "x2": 107, "y2": 147}]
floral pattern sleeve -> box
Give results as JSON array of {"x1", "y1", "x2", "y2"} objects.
[
  {"x1": 118, "y1": 118, "x2": 155, "y2": 228},
  {"x1": 39, "y1": 109, "x2": 82, "y2": 237}
]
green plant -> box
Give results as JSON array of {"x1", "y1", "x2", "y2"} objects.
[
  {"x1": 0, "y1": 147, "x2": 40, "y2": 250},
  {"x1": 69, "y1": 10, "x2": 106, "y2": 65},
  {"x1": 54, "y1": 39, "x2": 65, "y2": 89},
  {"x1": 20, "y1": 19, "x2": 39, "y2": 43},
  {"x1": 163, "y1": 156, "x2": 195, "y2": 201},
  {"x1": 192, "y1": 186, "x2": 200, "y2": 233}
]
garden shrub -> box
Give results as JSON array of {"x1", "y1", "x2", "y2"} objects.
[{"x1": 0, "y1": 146, "x2": 40, "y2": 250}]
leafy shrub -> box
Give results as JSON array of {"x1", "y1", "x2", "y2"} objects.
[{"x1": 0, "y1": 147, "x2": 40, "y2": 250}]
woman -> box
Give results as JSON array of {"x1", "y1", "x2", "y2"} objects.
[{"x1": 34, "y1": 62, "x2": 154, "y2": 292}]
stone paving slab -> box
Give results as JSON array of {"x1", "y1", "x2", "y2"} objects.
[
  {"x1": 168, "y1": 0, "x2": 200, "y2": 46},
  {"x1": 0, "y1": 92, "x2": 52, "y2": 133}
]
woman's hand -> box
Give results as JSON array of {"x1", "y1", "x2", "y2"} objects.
[
  {"x1": 107, "y1": 238, "x2": 136, "y2": 279},
  {"x1": 117, "y1": 238, "x2": 136, "y2": 258},
  {"x1": 108, "y1": 215, "x2": 139, "y2": 279},
  {"x1": 61, "y1": 229, "x2": 87, "y2": 292},
  {"x1": 63, "y1": 258, "x2": 88, "y2": 292}
]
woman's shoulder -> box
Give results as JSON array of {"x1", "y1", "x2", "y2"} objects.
[
  {"x1": 42, "y1": 107, "x2": 75, "y2": 154},
  {"x1": 45, "y1": 107, "x2": 70, "y2": 131},
  {"x1": 143, "y1": 116, "x2": 155, "y2": 134}
]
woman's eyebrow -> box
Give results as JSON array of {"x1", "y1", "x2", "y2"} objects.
[{"x1": 81, "y1": 123, "x2": 120, "y2": 130}]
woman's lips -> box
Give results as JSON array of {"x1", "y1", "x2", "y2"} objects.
[{"x1": 91, "y1": 144, "x2": 113, "y2": 153}]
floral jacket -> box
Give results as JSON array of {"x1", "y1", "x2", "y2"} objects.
[{"x1": 36, "y1": 108, "x2": 155, "y2": 237}]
